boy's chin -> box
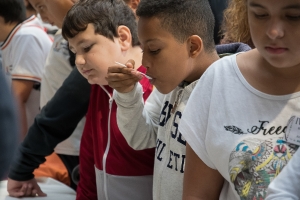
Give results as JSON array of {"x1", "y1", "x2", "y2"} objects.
[
  {"x1": 87, "y1": 78, "x2": 108, "y2": 86},
  {"x1": 155, "y1": 85, "x2": 174, "y2": 95},
  {"x1": 87, "y1": 79, "x2": 96, "y2": 85},
  {"x1": 87, "y1": 78, "x2": 98, "y2": 85}
]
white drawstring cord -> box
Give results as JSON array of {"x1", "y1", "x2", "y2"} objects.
[{"x1": 100, "y1": 86, "x2": 113, "y2": 200}]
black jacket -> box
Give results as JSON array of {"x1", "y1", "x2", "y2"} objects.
[{"x1": 8, "y1": 67, "x2": 91, "y2": 181}]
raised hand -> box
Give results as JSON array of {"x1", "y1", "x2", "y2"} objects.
[{"x1": 106, "y1": 59, "x2": 142, "y2": 93}]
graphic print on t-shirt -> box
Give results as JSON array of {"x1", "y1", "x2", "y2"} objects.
[{"x1": 228, "y1": 137, "x2": 298, "y2": 199}]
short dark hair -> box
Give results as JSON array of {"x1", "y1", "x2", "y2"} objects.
[
  {"x1": 62, "y1": 0, "x2": 139, "y2": 46},
  {"x1": 0, "y1": 0, "x2": 26, "y2": 24},
  {"x1": 136, "y1": 0, "x2": 215, "y2": 52}
]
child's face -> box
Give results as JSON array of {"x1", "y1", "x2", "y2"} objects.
[
  {"x1": 68, "y1": 24, "x2": 122, "y2": 85},
  {"x1": 28, "y1": 0, "x2": 56, "y2": 26},
  {"x1": 138, "y1": 17, "x2": 192, "y2": 94},
  {"x1": 248, "y1": 0, "x2": 300, "y2": 69},
  {"x1": 44, "y1": 0, "x2": 75, "y2": 28}
]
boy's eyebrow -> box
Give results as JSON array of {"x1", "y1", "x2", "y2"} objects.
[
  {"x1": 68, "y1": 39, "x2": 90, "y2": 51},
  {"x1": 144, "y1": 38, "x2": 160, "y2": 43},
  {"x1": 74, "y1": 39, "x2": 90, "y2": 47},
  {"x1": 283, "y1": 4, "x2": 300, "y2": 10}
]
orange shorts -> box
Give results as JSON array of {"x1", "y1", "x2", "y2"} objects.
[{"x1": 33, "y1": 152, "x2": 70, "y2": 186}]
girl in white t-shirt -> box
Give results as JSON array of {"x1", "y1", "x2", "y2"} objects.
[{"x1": 179, "y1": 0, "x2": 300, "y2": 199}]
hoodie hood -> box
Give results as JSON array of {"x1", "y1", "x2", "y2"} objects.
[{"x1": 216, "y1": 42, "x2": 252, "y2": 57}]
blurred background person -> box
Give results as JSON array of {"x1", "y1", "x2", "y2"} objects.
[
  {"x1": 0, "y1": 68, "x2": 19, "y2": 181},
  {"x1": 0, "y1": 0, "x2": 52, "y2": 139}
]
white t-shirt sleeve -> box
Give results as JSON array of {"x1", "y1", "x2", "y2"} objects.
[
  {"x1": 11, "y1": 34, "x2": 46, "y2": 82},
  {"x1": 179, "y1": 65, "x2": 217, "y2": 169},
  {"x1": 266, "y1": 148, "x2": 300, "y2": 200}
]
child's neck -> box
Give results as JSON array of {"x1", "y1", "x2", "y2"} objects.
[
  {"x1": 0, "y1": 22, "x2": 18, "y2": 42},
  {"x1": 186, "y1": 51, "x2": 219, "y2": 83},
  {"x1": 238, "y1": 49, "x2": 300, "y2": 95}
]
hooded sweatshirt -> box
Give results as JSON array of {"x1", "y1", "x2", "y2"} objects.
[
  {"x1": 113, "y1": 43, "x2": 251, "y2": 200},
  {"x1": 77, "y1": 66, "x2": 155, "y2": 200}
]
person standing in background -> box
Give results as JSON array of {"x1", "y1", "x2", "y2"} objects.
[
  {"x1": 24, "y1": 0, "x2": 37, "y2": 18},
  {"x1": 27, "y1": 0, "x2": 85, "y2": 190},
  {"x1": 208, "y1": 0, "x2": 228, "y2": 44},
  {"x1": 0, "y1": 69, "x2": 19, "y2": 181},
  {"x1": 220, "y1": 0, "x2": 255, "y2": 47},
  {"x1": 0, "y1": 0, "x2": 52, "y2": 138},
  {"x1": 0, "y1": 50, "x2": 2, "y2": 72}
]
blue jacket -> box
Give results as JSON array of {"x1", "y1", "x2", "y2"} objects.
[{"x1": 0, "y1": 68, "x2": 19, "y2": 180}]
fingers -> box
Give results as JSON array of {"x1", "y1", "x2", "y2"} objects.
[
  {"x1": 19, "y1": 183, "x2": 47, "y2": 197},
  {"x1": 107, "y1": 59, "x2": 142, "y2": 93},
  {"x1": 106, "y1": 74, "x2": 140, "y2": 93},
  {"x1": 114, "y1": 59, "x2": 134, "y2": 70},
  {"x1": 107, "y1": 66, "x2": 133, "y2": 76},
  {"x1": 21, "y1": 183, "x2": 34, "y2": 197},
  {"x1": 7, "y1": 178, "x2": 47, "y2": 198},
  {"x1": 8, "y1": 183, "x2": 29, "y2": 197},
  {"x1": 8, "y1": 190, "x2": 25, "y2": 198},
  {"x1": 108, "y1": 78, "x2": 137, "y2": 89},
  {"x1": 35, "y1": 187, "x2": 47, "y2": 197},
  {"x1": 30, "y1": 181, "x2": 47, "y2": 197},
  {"x1": 126, "y1": 59, "x2": 135, "y2": 69}
]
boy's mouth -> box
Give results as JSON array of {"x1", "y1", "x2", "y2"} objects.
[
  {"x1": 82, "y1": 69, "x2": 93, "y2": 75},
  {"x1": 149, "y1": 78, "x2": 156, "y2": 85}
]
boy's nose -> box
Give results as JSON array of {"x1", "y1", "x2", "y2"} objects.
[
  {"x1": 39, "y1": 14, "x2": 48, "y2": 23},
  {"x1": 266, "y1": 19, "x2": 284, "y2": 40},
  {"x1": 75, "y1": 54, "x2": 86, "y2": 67},
  {"x1": 141, "y1": 53, "x2": 150, "y2": 69}
]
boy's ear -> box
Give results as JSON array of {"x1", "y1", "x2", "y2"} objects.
[
  {"x1": 187, "y1": 35, "x2": 203, "y2": 58},
  {"x1": 117, "y1": 25, "x2": 132, "y2": 52}
]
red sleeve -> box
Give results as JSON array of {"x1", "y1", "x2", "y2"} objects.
[
  {"x1": 76, "y1": 110, "x2": 97, "y2": 200},
  {"x1": 137, "y1": 66, "x2": 153, "y2": 100}
]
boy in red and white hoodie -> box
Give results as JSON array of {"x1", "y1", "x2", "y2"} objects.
[{"x1": 61, "y1": 0, "x2": 155, "y2": 199}]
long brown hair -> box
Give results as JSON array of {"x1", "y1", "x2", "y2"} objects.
[{"x1": 221, "y1": 0, "x2": 254, "y2": 48}]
